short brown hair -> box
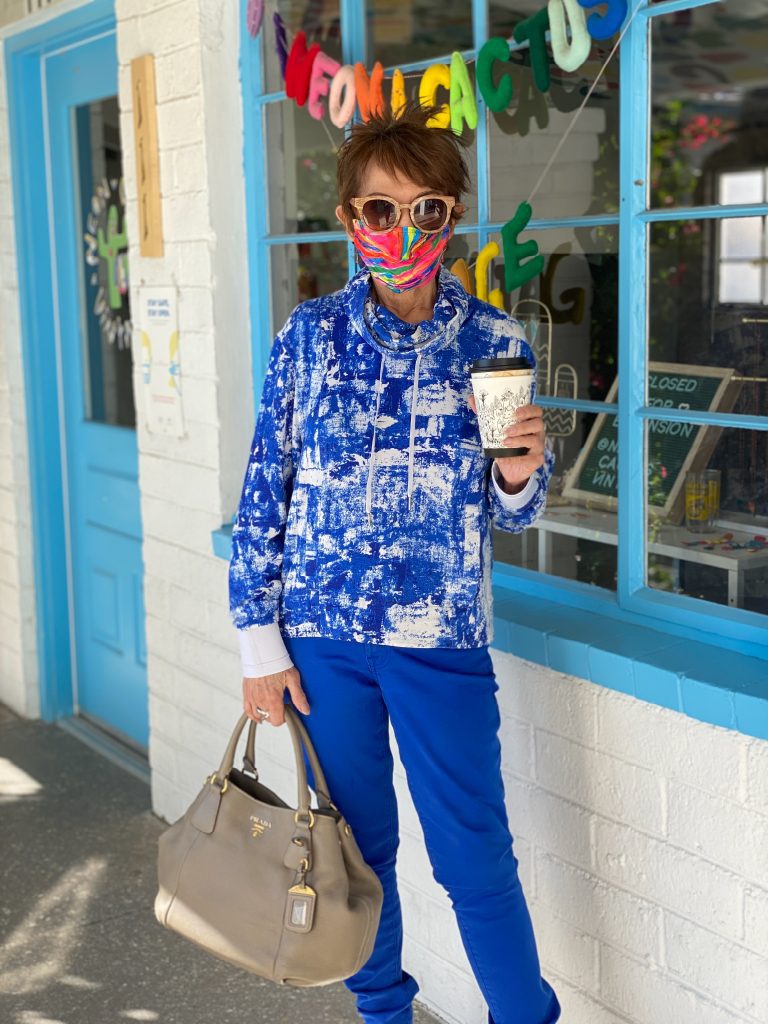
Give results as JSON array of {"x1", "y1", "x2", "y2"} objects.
[{"x1": 336, "y1": 100, "x2": 471, "y2": 229}]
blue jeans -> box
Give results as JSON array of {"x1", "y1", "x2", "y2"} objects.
[{"x1": 281, "y1": 635, "x2": 562, "y2": 1024}]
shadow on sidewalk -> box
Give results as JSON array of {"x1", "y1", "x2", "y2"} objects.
[{"x1": 0, "y1": 704, "x2": 441, "y2": 1024}]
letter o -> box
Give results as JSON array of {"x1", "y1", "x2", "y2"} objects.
[{"x1": 328, "y1": 65, "x2": 356, "y2": 128}]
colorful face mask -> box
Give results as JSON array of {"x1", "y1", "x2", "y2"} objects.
[{"x1": 352, "y1": 222, "x2": 451, "y2": 292}]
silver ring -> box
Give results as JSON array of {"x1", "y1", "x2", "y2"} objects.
[{"x1": 255, "y1": 706, "x2": 270, "y2": 720}]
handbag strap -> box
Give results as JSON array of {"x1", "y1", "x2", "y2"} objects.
[{"x1": 216, "y1": 709, "x2": 334, "y2": 816}]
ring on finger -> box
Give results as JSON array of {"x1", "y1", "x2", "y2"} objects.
[{"x1": 255, "y1": 705, "x2": 270, "y2": 720}]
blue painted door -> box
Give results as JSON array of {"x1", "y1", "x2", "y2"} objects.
[{"x1": 45, "y1": 30, "x2": 148, "y2": 750}]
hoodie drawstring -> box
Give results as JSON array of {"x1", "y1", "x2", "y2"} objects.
[
  {"x1": 365, "y1": 350, "x2": 422, "y2": 525},
  {"x1": 407, "y1": 351, "x2": 422, "y2": 512},
  {"x1": 366, "y1": 355, "x2": 386, "y2": 527}
]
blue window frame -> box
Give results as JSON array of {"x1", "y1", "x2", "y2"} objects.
[{"x1": 238, "y1": 0, "x2": 768, "y2": 665}]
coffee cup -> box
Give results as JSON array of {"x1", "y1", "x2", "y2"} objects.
[{"x1": 470, "y1": 356, "x2": 534, "y2": 457}]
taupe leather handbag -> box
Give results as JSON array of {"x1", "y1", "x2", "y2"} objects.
[{"x1": 154, "y1": 706, "x2": 384, "y2": 985}]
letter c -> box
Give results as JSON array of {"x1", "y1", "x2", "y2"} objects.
[{"x1": 477, "y1": 37, "x2": 514, "y2": 114}]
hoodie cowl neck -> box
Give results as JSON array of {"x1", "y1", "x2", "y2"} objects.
[{"x1": 344, "y1": 265, "x2": 470, "y2": 358}]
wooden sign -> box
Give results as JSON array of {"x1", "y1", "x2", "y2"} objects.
[
  {"x1": 563, "y1": 363, "x2": 741, "y2": 523},
  {"x1": 131, "y1": 54, "x2": 163, "y2": 258}
]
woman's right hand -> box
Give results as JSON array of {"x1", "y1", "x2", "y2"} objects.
[{"x1": 243, "y1": 667, "x2": 310, "y2": 727}]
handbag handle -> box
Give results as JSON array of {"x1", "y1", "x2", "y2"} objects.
[
  {"x1": 243, "y1": 714, "x2": 334, "y2": 809},
  {"x1": 215, "y1": 708, "x2": 334, "y2": 817}
]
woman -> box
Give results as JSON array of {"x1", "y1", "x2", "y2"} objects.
[{"x1": 229, "y1": 101, "x2": 560, "y2": 1024}]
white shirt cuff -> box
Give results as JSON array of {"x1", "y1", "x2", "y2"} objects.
[
  {"x1": 238, "y1": 621, "x2": 294, "y2": 677},
  {"x1": 491, "y1": 461, "x2": 540, "y2": 510}
]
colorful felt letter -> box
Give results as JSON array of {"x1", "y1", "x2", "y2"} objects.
[
  {"x1": 449, "y1": 52, "x2": 478, "y2": 135},
  {"x1": 419, "y1": 63, "x2": 451, "y2": 128},
  {"x1": 246, "y1": 0, "x2": 264, "y2": 37},
  {"x1": 391, "y1": 68, "x2": 406, "y2": 117},
  {"x1": 477, "y1": 37, "x2": 513, "y2": 113},
  {"x1": 475, "y1": 242, "x2": 500, "y2": 303},
  {"x1": 548, "y1": 0, "x2": 591, "y2": 73},
  {"x1": 449, "y1": 258, "x2": 473, "y2": 293},
  {"x1": 273, "y1": 13, "x2": 288, "y2": 79},
  {"x1": 329, "y1": 65, "x2": 357, "y2": 128},
  {"x1": 308, "y1": 52, "x2": 341, "y2": 120},
  {"x1": 501, "y1": 202, "x2": 545, "y2": 292},
  {"x1": 285, "y1": 32, "x2": 320, "y2": 106},
  {"x1": 577, "y1": 0, "x2": 628, "y2": 40},
  {"x1": 355, "y1": 62, "x2": 386, "y2": 121},
  {"x1": 513, "y1": 9, "x2": 551, "y2": 93}
]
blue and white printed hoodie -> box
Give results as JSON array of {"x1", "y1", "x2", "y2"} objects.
[{"x1": 229, "y1": 266, "x2": 555, "y2": 676}]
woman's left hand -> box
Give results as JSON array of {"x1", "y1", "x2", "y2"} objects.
[{"x1": 468, "y1": 395, "x2": 547, "y2": 492}]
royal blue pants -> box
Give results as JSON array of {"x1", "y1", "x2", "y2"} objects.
[{"x1": 281, "y1": 635, "x2": 562, "y2": 1024}]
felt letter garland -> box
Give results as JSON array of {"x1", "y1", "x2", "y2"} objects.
[
  {"x1": 285, "y1": 32, "x2": 320, "y2": 106},
  {"x1": 501, "y1": 201, "x2": 545, "y2": 293},
  {"x1": 355, "y1": 61, "x2": 386, "y2": 121},
  {"x1": 419, "y1": 63, "x2": 451, "y2": 128},
  {"x1": 391, "y1": 68, "x2": 406, "y2": 117},
  {"x1": 328, "y1": 65, "x2": 357, "y2": 128},
  {"x1": 513, "y1": 9, "x2": 551, "y2": 94},
  {"x1": 477, "y1": 37, "x2": 514, "y2": 113},
  {"x1": 547, "y1": 0, "x2": 591, "y2": 73},
  {"x1": 308, "y1": 52, "x2": 341, "y2": 120},
  {"x1": 449, "y1": 52, "x2": 478, "y2": 135},
  {"x1": 273, "y1": 13, "x2": 288, "y2": 79},
  {"x1": 577, "y1": 0, "x2": 628, "y2": 40}
]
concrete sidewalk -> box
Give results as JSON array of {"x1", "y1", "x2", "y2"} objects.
[{"x1": 0, "y1": 703, "x2": 442, "y2": 1024}]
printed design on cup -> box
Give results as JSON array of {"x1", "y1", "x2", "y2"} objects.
[{"x1": 475, "y1": 383, "x2": 531, "y2": 449}]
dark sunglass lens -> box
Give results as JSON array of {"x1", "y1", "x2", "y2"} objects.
[
  {"x1": 362, "y1": 198, "x2": 397, "y2": 231},
  {"x1": 413, "y1": 197, "x2": 448, "y2": 231}
]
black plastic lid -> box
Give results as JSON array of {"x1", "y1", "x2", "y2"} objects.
[{"x1": 471, "y1": 356, "x2": 531, "y2": 371}]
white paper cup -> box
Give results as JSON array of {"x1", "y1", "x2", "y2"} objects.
[{"x1": 470, "y1": 357, "x2": 534, "y2": 457}]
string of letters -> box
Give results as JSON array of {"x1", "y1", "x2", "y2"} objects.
[{"x1": 247, "y1": 0, "x2": 642, "y2": 296}]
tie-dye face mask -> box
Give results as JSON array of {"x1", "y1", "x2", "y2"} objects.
[{"x1": 352, "y1": 222, "x2": 451, "y2": 293}]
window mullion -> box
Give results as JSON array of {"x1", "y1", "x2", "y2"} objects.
[{"x1": 617, "y1": 1, "x2": 651, "y2": 607}]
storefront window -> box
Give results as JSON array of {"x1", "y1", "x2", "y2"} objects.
[{"x1": 243, "y1": 0, "x2": 768, "y2": 648}]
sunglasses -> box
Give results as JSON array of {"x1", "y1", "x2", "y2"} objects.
[{"x1": 350, "y1": 194, "x2": 457, "y2": 234}]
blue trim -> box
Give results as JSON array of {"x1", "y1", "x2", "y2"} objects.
[
  {"x1": 4, "y1": 0, "x2": 116, "y2": 725},
  {"x1": 638, "y1": 407, "x2": 768, "y2": 432},
  {"x1": 641, "y1": 203, "x2": 768, "y2": 222}
]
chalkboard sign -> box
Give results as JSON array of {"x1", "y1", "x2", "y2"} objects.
[{"x1": 563, "y1": 363, "x2": 739, "y2": 523}]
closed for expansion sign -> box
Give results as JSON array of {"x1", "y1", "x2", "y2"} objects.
[{"x1": 563, "y1": 363, "x2": 739, "y2": 523}]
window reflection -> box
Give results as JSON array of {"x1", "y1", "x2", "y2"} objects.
[
  {"x1": 366, "y1": 0, "x2": 472, "y2": 68},
  {"x1": 650, "y1": 2, "x2": 768, "y2": 209},
  {"x1": 76, "y1": 97, "x2": 134, "y2": 429},
  {"x1": 263, "y1": 0, "x2": 342, "y2": 94},
  {"x1": 647, "y1": 424, "x2": 768, "y2": 615},
  {"x1": 267, "y1": 101, "x2": 345, "y2": 235},
  {"x1": 489, "y1": 38, "x2": 619, "y2": 222},
  {"x1": 270, "y1": 242, "x2": 349, "y2": 334}
]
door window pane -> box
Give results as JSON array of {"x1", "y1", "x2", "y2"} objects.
[
  {"x1": 650, "y1": 1, "x2": 768, "y2": 209},
  {"x1": 646, "y1": 423, "x2": 768, "y2": 615},
  {"x1": 76, "y1": 97, "x2": 134, "y2": 429}
]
